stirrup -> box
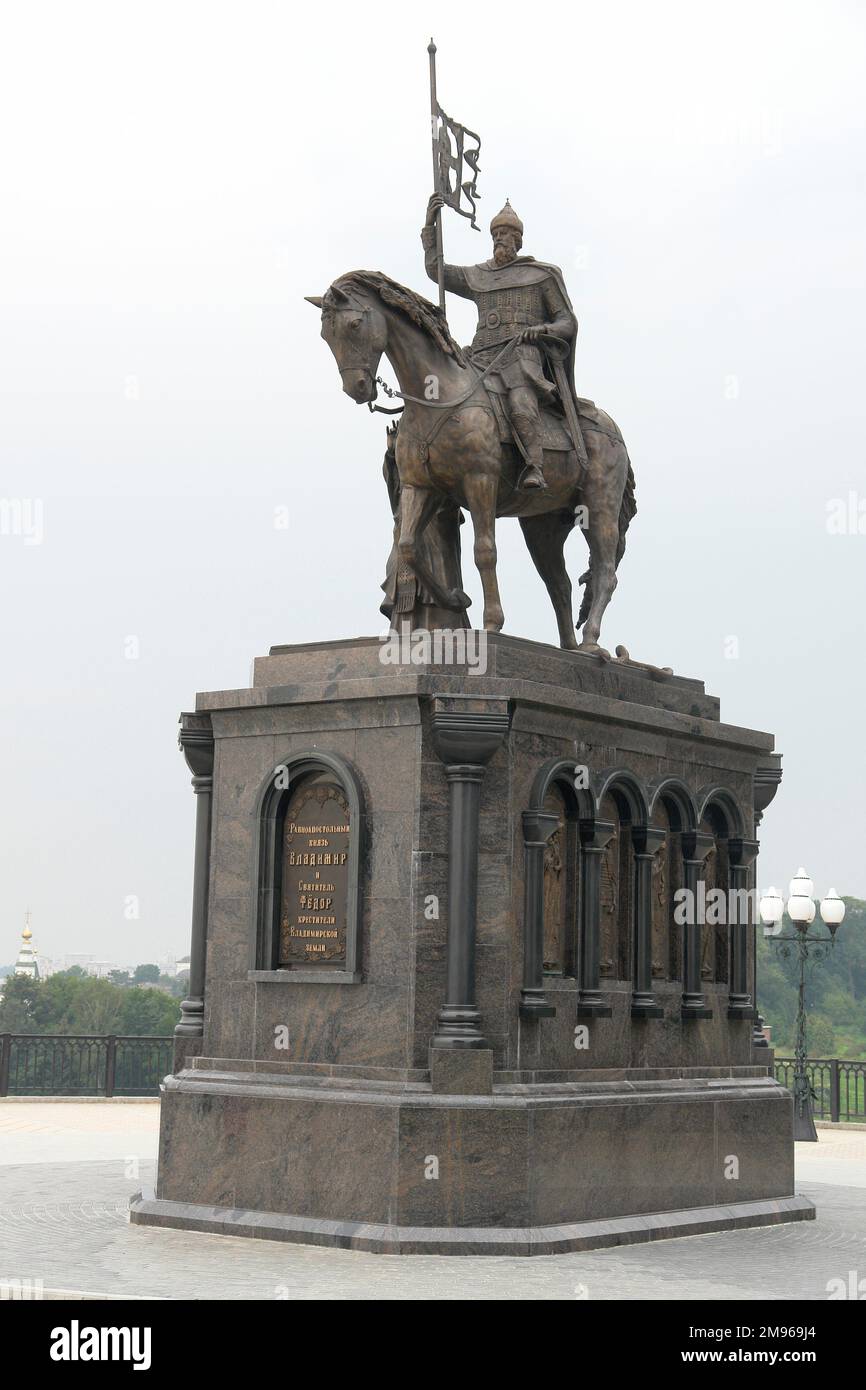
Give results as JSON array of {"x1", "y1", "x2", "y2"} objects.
[{"x1": 518, "y1": 464, "x2": 548, "y2": 491}]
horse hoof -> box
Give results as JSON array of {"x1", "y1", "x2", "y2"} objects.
[{"x1": 578, "y1": 642, "x2": 611, "y2": 660}]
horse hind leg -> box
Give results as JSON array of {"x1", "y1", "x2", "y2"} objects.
[
  {"x1": 519, "y1": 510, "x2": 579, "y2": 650},
  {"x1": 579, "y1": 495, "x2": 620, "y2": 651},
  {"x1": 395, "y1": 484, "x2": 442, "y2": 618}
]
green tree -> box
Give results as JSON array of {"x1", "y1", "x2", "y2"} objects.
[
  {"x1": 0, "y1": 974, "x2": 39, "y2": 1031},
  {"x1": 119, "y1": 987, "x2": 180, "y2": 1035},
  {"x1": 132, "y1": 964, "x2": 160, "y2": 985},
  {"x1": 0, "y1": 973, "x2": 177, "y2": 1036},
  {"x1": 806, "y1": 1014, "x2": 836, "y2": 1058},
  {"x1": 820, "y1": 989, "x2": 859, "y2": 1028},
  {"x1": 69, "y1": 979, "x2": 124, "y2": 1035}
]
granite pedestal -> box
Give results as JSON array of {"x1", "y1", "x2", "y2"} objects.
[{"x1": 131, "y1": 635, "x2": 810, "y2": 1254}]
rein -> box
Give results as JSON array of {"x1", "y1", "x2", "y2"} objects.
[{"x1": 366, "y1": 335, "x2": 524, "y2": 417}]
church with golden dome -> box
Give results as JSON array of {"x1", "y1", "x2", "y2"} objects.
[{"x1": 13, "y1": 911, "x2": 39, "y2": 980}]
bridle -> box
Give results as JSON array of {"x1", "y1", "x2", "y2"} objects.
[
  {"x1": 331, "y1": 297, "x2": 569, "y2": 459},
  {"x1": 333, "y1": 297, "x2": 527, "y2": 419},
  {"x1": 331, "y1": 307, "x2": 383, "y2": 403},
  {"x1": 364, "y1": 335, "x2": 535, "y2": 420}
]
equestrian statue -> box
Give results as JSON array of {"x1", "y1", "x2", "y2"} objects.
[{"x1": 304, "y1": 43, "x2": 636, "y2": 654}]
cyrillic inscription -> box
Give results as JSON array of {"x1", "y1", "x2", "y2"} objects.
[{"x1": 279, "y1": 782, "x2": 351, "y2": 967}]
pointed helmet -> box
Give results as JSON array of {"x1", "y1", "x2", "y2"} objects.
[{"x1": 490, "y1": 200, "x2": 524, "y2": 236}]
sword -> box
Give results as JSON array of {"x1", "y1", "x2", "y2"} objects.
[{"x1": 540, "y1": 334, "x2": 587, "y2": 470}]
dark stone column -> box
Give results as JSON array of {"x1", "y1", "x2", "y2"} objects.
[
  {"x1": 519, "y1": 810, "x2": 559, "y2": 1020},
  {"x1": 680, "y1": 829, "x2": 715, "y2": 1021},
  {"x1": 430, "y1": 701, "x2": 510, "y2": 1051},
  {"x1": 631, "y1": 826, "x2": 666, "y2": 1018},
  {"x1": 576, "y1": 818, "x2": 616, "y2": 1018},
  {"x1": 728, "y1": 837, "x2": 759, "y2": 1019},
  {"x1": 752, "y1": 758, "x2": 782, "y2": 1053},
  {"x1": 174, "y1": 712, "x2": 214, "y2": 1072}
]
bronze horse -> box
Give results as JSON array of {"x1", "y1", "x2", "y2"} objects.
[{"x1": 306, "y1": 271, "x2": 635, "y2": 652}]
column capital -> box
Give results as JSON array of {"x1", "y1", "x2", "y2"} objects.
[
  {"x1": 431, "y1": 699, "x2": 510, "y2": 766},
  {"x1": 579, "y1": 817, "x2": 616, "y2": 853},
  {"x1": 729, "y1": 837, "x2": 760, "y2": 869},
  {"x1": 753, "y1": 756, "x2": 783, "y2": 826},
  {"x1": 631, "y1": 824, "x2": 667, "y2": 857},
  {"x1": 444, "y1": 763, "x2": 487, "y2": 786},
  {"x1": 179, "y1": 712, "x2": 214, "y2": 784},
  {"x1": 522, "y1": 809, "x2": 560, "y2": 847},
  {"x1": 681, "y1": 828, "x2": 716, "y2": 864}
]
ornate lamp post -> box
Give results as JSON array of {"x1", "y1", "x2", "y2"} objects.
[{"x1": 759, "y1": 870, "x2": 846, "y2": 1142}]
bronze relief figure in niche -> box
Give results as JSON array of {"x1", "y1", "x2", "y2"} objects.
[
  {"x1": 699, "y1": 812, "x2": 730, "y2": 984},
  {"x1": 714, "y1": 834, "x2": 730, "y2": 984},
  {"x1": 599, "y1": 791, "x2": 633, "y2": 980},
  {"x1": 542, "y1": 785, "x2": 577, "y2": 975},
  {"x1": 599, "y1": 792, "x2": 619, "y2": 978},
  {"x1": 700, "y1": 842, "x2": 717, "y2": 981},
  {"x1": 279, "y1": 778, "x2": 351, "y2": 968},
  {"x1": 649, "y1": 801, "x2": 670, "y2": 980},
  {"x1": 666, "y1": 813, "x2": 684, "y2": 979}
]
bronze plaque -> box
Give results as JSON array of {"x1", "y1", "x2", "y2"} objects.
[{"x1": 279, "y1": 781, "x2": 351, "y2": 967}]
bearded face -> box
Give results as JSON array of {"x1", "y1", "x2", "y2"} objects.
[{"x1": 492, "y1": 227, "x2": 521, "y2": 266}]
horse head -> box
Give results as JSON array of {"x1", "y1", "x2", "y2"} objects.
[{"x1": 305, "y1": 279, "x2": 387, "y2": 404}]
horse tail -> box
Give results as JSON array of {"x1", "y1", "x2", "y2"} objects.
[
  {"x1": 616, "y1": 454, "x2": 637, "y2": 567},
  {"x1": 576, "y1": 452, "x2": 637, "y2": 630}
]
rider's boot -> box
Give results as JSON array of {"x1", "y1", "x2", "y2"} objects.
[{"x1": 511, "y1": 412, "x2": 548, "y2": 491}]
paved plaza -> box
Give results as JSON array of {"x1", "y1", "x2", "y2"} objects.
[{"x1": 0, "y1": 1100, "x2": 864, "y2": 1300}]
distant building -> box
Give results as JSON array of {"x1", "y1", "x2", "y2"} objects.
[{"x1": 53, "y1": 953, "x2": 96, "y2": 973}]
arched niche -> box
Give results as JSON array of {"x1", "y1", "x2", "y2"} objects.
[
  {"x1": 520, "y1": 759, "x2": 589, "y2": 1014},
  {"x1": 596, "y1": 773, "x2": 647, "y2": 983},
  {"x1": 647, "y1": 780, "x2": 697, "y2": 981},
  {"x1": 529, "y1": 759, "x2": 589, "y2": 979},
  {"x1": 698, "y1": 800, "x2": 735, "y2": 985},
  {"x1": 598, "y1": 792, "x2": 623, "y2": 978},
  {"x1": 540, "y1": 782, "x2": 580, "y2": 977},
  {"x1": 253, "y1": 750, "x2": 365, "y2": 977},
  {"x1": 649, "y1": 798, "x2": 675, "y2": 981}
]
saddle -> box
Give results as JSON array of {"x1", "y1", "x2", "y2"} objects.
[{"x1": 486, "y1": 390, "x2": 623, "y2": 455}]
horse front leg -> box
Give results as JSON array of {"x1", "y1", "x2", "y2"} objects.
[{"x1": 463, "y1": 472, "x2": 504, "y2": 632}]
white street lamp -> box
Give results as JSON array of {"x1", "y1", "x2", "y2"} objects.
[
  {"x1": 788, "y1": 866, "x2": 815, "y2": 901},
  {"x1": 787, "y1": 866, "x2": 816, "y2": 930},
  {"x1": 758, "y1": 887, "x2": 784, "y2": 937},
  {"x1": 819, "y1": 889, "x2": 846, "y2": 935},
  {"x1": 764, "y1": 866, "x2": 849, "y2": 1142}
]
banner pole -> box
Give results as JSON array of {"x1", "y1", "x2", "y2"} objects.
[{"x1": 428, "y1": 38, "x2": 446, "y2": 315}]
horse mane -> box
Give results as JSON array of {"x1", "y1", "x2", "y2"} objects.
[{"x1": 326, "y1": 271, "x2": 467, "y2": 366}]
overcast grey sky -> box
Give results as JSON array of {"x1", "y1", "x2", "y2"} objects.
[{"x1": 1, "y1": 0, "x2": 864, "y2": 966}]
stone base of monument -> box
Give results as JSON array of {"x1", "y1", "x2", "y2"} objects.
[
  {"x1": 132, "y1": 634, "x2": 808, "y2": 1255},
  {"x1": 130, "y1": 1065, "x2": 811, "y2": 1254}
]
